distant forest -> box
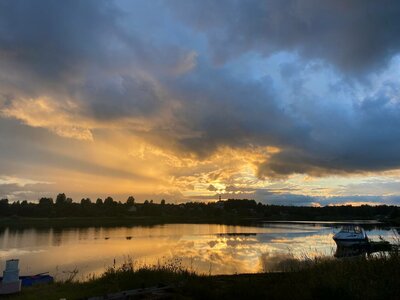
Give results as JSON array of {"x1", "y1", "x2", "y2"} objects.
[{"x1": 0, "y1": 194, "x2": 399, "y2": 223}]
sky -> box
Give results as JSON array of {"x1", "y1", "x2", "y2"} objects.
[{"x1": 1, "y1": 0, "x2": 400, "y2": 206}]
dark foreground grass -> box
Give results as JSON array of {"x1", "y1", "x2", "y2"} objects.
[{"x1": 7, "y1": 252, "x2": 400, "y2": 300}]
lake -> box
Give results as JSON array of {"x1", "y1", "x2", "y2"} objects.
[{"x1": 0, "y1": 222, "x2": 397, "y2": 280}]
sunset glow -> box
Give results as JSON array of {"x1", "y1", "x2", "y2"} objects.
[{"x1": 1, "y1": 1, "x2": 400, "y2": 206}]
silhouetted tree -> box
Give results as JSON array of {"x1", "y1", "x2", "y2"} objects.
[
  {"x1": 126, "y1": 196, "x2": 135, "y2": 206},
  {"x1": 56, "y1": 193, "x2": 67, "y2": 205},
  {"x1": 0, "y1": 196, "x2": 397, "y2": 221},
  {"x1": 0, "y1": 199, "x2": 8, "y2": 211},
  {"x1": 81, "y1": 198, "x2": 91, "y2": 205},
  {"x1": 104, "y1": 196, "x2": 115, "y2": 205},
  {"x1": 39, "y1": 197, "x2": 53, "y2": 205}
]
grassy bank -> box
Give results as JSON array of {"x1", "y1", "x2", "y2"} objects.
[{"x1": 7, "y1": 252, "x2": 400, "y2": 300}]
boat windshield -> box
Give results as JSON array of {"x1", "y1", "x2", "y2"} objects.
[{"x1": 340, "y1": 225, "x2": 363, "y2": 233}]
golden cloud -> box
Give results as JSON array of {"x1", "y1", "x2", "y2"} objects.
[{"x1": 1, "y1": 97, "x2": 94, "y2": 141}]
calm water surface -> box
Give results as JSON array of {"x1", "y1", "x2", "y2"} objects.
[{"x1": 0, "y1": 223, "x2": 397, "y2": 280}]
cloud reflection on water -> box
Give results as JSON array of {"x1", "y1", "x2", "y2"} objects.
[{"x1": 0, "y1": 224, "x2": 394, "y2": 279}]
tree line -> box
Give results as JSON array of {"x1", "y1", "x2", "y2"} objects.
[{"x1": 0, "y1": 195, "x2": 399, "y2": 221}]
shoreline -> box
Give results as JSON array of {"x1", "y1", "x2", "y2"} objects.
[{"x1": 0, "y1": 216, "x2": 395, "y2": 229}]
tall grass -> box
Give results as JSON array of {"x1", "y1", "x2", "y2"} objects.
[{"x1": 10, "y1": 249, "x2": 400, "y2": 300}]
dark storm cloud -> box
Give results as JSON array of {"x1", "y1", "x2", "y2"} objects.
[
  {"x1": 81, "y1": 75, "x2": 166, "y2": 121},
  {"x1": 0, "y1": 0, "x2": 121, "y2": 80},
  {"x1": 197, "y1": 186, "x2": 400, "y2": 206},
  {"x1": 255, "y1": 191, "x2": 400, "y2": 206},
  {"x1": 160, "y1": 0, "x2": 400, "y2": 177},
  {"x1": 256, "y1": 191, "x2": 317, "y2": 206},
  {"x1": 1, "y1": 0, "x2": 400, "y2": 184},
  {"x1": 257, "y1": 80, "x2": 400, "y2": 177},
  {"x1": 0, "y1": 0, "x2": 192, "y2": 120},
  {"x1": 169, "y1": 0, "x2": 400, "y2": 73},
  {"x1": 164, "y1": 65, "x2": 309, "y2": 158},
  {"x1": 161, "y1": 58, "x2": 400, "y2": 177}
]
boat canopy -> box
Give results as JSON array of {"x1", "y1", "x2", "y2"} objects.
[{"x1": 339, "y1": 225, "x2": 364, "y2": 233}]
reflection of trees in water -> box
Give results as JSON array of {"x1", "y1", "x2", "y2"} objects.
[
  {"x1": 51, "y1": 228, "x2": 64, "y2": 247},
  {"x1": 217, "y1": 233, "x2": 257, "y2": 237}
]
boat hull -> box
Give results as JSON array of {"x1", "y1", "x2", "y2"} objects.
[
  {"x1": 0, "y1": 275, "x2": 53, "y2": 287},
  {"x1": 333, "y1": 238, "x2": 369, "y2": 247},
  {"x1": 0, "y1": 280, "x2": 21, "y2": 295}
]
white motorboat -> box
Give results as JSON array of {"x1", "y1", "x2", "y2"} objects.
[
  {"x1": 333, "y1": 225, "x2": 369, "y2": 247},
  {"x1": 0, "y1": 259, "x2": 21, "y2": 295}
]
